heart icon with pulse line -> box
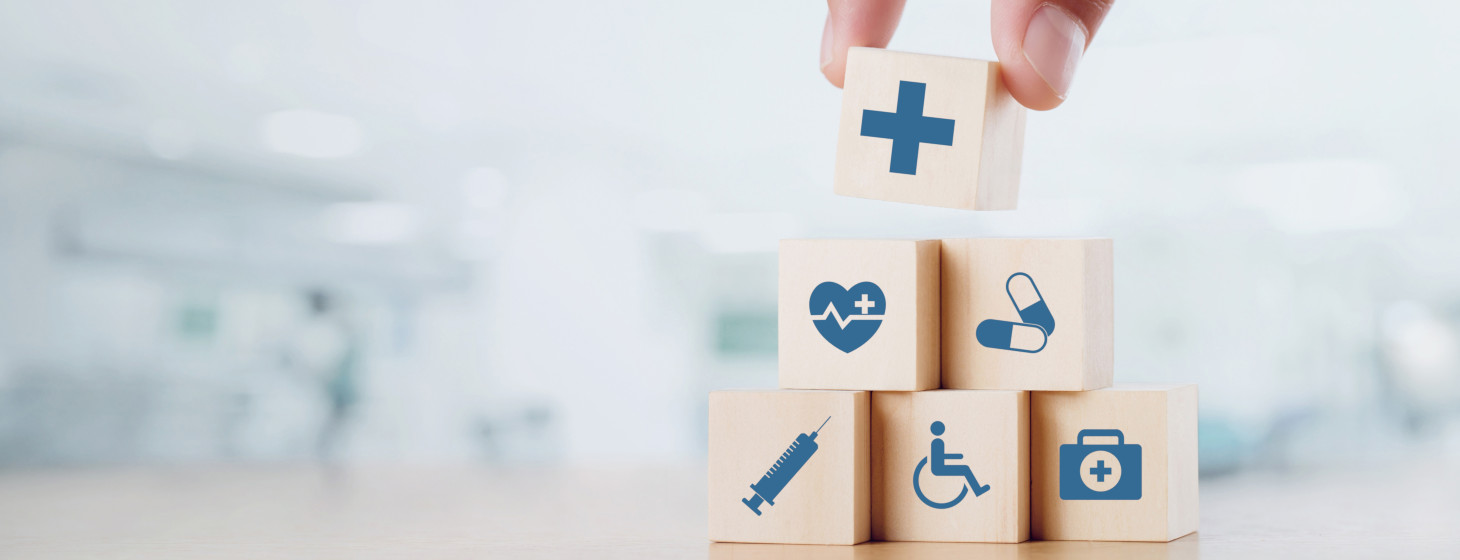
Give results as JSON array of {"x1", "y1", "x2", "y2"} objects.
[{"x1": 809, "y1": 281, "x2": 886, "y2": 353}]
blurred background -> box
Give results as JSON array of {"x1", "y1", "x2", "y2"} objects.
[{"x1": 1, "y1": 0, "x2": 1458, "y2": 478}]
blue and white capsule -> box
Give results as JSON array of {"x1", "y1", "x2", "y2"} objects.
[
  {"x1": 1006, "y1": 272, "x2": 1054, "y2": 335},
  {"x1": 975, "y1": 319, "x2": 1048, "y2": 353}
]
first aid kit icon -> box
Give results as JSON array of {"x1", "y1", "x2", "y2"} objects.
[{"x1": 1059, "y1": 429, "x2": 1142, "y2": 501}]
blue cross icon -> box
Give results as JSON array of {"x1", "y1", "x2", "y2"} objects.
[
  {"x1": 860, "y1": 81, "x2": 956, "y2": 175},
  {"x1": 1089, "y1": 460, "x2": 1112, "y2": 482}
]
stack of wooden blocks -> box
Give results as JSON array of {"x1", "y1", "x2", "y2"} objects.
[{"x1": 708, "y1": 48, "x2": 1198, "y2": 546}]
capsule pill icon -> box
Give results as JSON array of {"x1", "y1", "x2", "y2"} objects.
[
  {"x1": 975, "y1": 272, "x2": 1055, "y2": 354},
  {"x1": 1006, "y1": 272, "x2": 1054, "y2": 335},
  {"x1": 976, "y1": 319, "x2": 1048, "y2": 353}
]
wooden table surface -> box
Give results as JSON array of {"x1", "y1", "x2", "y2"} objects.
[{"x1": 1, "y1": 463, "x2": 1456, "y2": 559}]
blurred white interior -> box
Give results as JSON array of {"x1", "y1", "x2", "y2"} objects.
[{"x1": 2, "y1": 0, "x2": 1460, "y2": 473}]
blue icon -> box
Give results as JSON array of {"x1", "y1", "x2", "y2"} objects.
[
  {"x1": 913, "y1": 421, "x2": 991, "y2": 509},
  {"x1": 743, "y1": 417, "x2": 830, "y2": 516},
  {"x1": 976, "y1": 272, "x2": 1055, "y2": 353},
  {"x1": 1059, "y1": 429, "x2": 1142, "y2": 501},
  {"x1": 810, "y1": 281, "x2": 885, "y2": 353},
  {"x1": 860, "y1": 81, "x2": 956, "y2": 175}
]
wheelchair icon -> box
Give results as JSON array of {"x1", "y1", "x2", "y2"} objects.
[
  {"x1": 912, "y1": 421, "x2": 991, "y2": 510},
  {"x1": 913, "y1": 456, "x2": 969, "y2": 509}
]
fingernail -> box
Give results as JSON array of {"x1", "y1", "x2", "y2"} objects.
[
  {"x1": 820, "y1": 13, "x2": 834, "y2": 71},
  {"x1": 1022, "y1": 3, "x2": 1086, "y2": 98}
]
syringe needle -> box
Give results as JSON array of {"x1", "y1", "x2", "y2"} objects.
[{"x1": 813, "y1": 416, "x2": 830, "y2": 435}]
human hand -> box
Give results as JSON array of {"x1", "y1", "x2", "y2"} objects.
[{"x1": 819, "y1": 0, "x2": 1114, "y2": 110}]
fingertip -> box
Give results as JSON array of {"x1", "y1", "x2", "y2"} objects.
[
  {"x1": 820, "y1": 13, "x2": 846, "y2": 88},
  {"x1": 1001, "y1": 65, "x2": 1065, "y2": 111},
  {"x1": 992, "y1": 0, "x2": 1110, "y2": 111},
  {"x1": 822, "y1": 0, "x2": 905, "y2": 89},
  {"x1": 991, "y1": 3, "x2": 1070, "y2": 111},
  {"x1": 823, "y1": 67, "x2": 847, "y2": 89},
  {"x1": 822, "y1": 60, "x2": 847, "y2": 89}
]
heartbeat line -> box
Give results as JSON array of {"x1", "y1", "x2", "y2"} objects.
[{"x1": 812, "y1": 303, "x2": 884, "y2": 330}]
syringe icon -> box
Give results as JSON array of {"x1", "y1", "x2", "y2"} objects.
[{"x1": 743, "y1": 416, "x2": 831, "y2": 516}]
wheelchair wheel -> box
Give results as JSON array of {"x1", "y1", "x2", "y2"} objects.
[{"x1": 913, "y1": 457, "x2": 969, "y2": 509}]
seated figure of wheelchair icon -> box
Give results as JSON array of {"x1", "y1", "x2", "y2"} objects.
[{"x1": 913, "y1": 421, "x2": 992, "y2": 509}]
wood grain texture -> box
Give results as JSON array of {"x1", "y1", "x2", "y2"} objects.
[
  {"x1": 834, "y1": 48, "x2": 1026, "y2": 211},
  {"x1": 779, "y1": 239, "x2": 939, "y2": 391},
  {"x1": 941, "y1": 238, "x2": 1113, "y2": 391},
  {"x1": 975, "y1": 66, "x2": 1026, "y2": 211},
  {"x1": 1165, "y1": 384, "x2": 1199, "y2": 540},
  {"x1": 709, "y1": 390, "x2": 870, "y2": 545},
  {"x1": 1031, "y1": 385, "x2": 1199, "y2": 542},
  {"x1": 871, "y1": 390, "x2": 1029, "y2": 543}
]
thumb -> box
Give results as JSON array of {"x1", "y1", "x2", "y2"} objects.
[
  {"x1": 992, "y1": 0, "x2": 1114, "y2": 110},
  {"x1": 820, "y1": 0, "x2": 907, "y2": 88}
]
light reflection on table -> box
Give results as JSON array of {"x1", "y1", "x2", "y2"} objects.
[
  {"x1": 711, "y1": 537, "x2": 1198, "y2": 559},
  {"x1": 0, "y1": 464, "x2": 1455, "y2": 558}
]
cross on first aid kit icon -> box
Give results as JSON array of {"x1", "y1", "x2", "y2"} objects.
[{"x1": 1059, "y1": 429, "x2": 1142, "y2": 501}]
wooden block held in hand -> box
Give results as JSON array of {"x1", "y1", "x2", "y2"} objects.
[
  {"x1": 834, "y1": 47, "x2": 1027, "y2": 211},
  {"x1": 942, "y1": 238, "x2": 1113, "y2": 391},
  {"x1": 872, "y1": 390, "x2": 1029, "y2": 543},
  {"x1": 709, "y1": 390, "x2": 870, "y2": 545},
  {"x1": 1031, "y1": 385, "x2": 1199, "y2": 542},
  {"x1": 779, "y1": 239, "x2": 940, "y2": 391}
]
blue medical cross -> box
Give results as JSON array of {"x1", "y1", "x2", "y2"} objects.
[
  {"x1": 1090, "y1": 460, "x2": 1112, "y2": 482},
  {"x1": 860, "y1": 81, "x2": 956, "y2": 175}
]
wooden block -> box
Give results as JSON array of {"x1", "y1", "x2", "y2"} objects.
[
  {"x1": 834, "y1": 47, "x2": 1026, "y2": 211},
  {"x1": 779, "y1": 239, "x2": 940, "y2": 391},
  {"x1": 941, "y1": 238, "x2": 1113, "y2": 391},
  {"x1": 871, "y1": 390, "x2": 1029, "y2": 543},
  {"x1": 1031, "y1": 385, "x2": 1199, "y2": 542},
  {"x1": 708, "y1": 390, "x2": 870, "y2": 545}
]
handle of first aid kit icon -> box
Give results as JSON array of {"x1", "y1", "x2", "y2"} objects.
[{"x1": 1076, "y1": 429, "x2": 1125, "y2": 446}]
